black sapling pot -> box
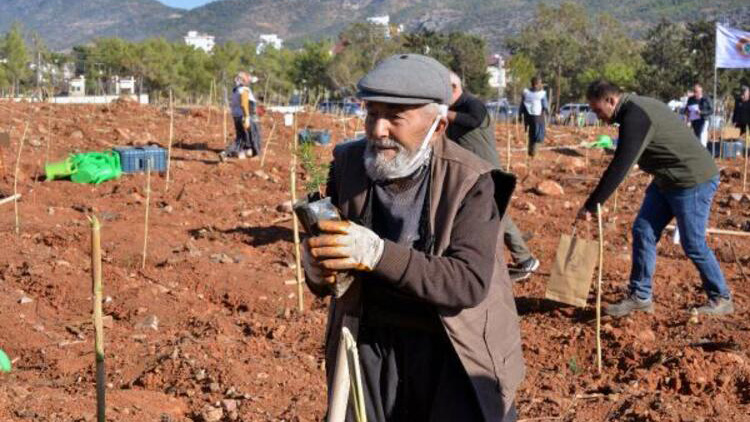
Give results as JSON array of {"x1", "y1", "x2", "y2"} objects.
[{"x1": 294, "y1": 194, "x2": 354, "y2": 298}]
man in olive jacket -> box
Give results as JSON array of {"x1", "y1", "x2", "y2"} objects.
[
  {"x1": 578, "y1": 80, "x2": 733, "y2": 317},
  {"x1": 302, "y1": 54, "x2": 525, "y2": 421}
]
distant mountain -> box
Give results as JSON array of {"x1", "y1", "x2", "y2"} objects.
[
  {"x1": 0, "y1": 0, "x2": 182, "y2": 48},
  {"x1": 1, "y1": 0, "x2": 749, "y2": 51}
]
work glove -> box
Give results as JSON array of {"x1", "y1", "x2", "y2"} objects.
[
  {"x1": 243, "y1": 117, "x2": 251, "y2": 130},
  {"x1": 302, "y1": 240, "x2": 336, "y2": 287},
  {"x1": 308, "y1": 220, "x2": 384, "y2": 272}
]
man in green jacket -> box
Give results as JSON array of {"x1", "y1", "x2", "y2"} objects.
[{"x1": 577, "y1": 80, "x2": 733, "y2": 317}]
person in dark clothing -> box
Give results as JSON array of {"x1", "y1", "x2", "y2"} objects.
[
  {"x1": 732, "y1": 86, "x2": 750, "y2": 136},
  {"x1": 302, "y1": 54, "x2": 524, "y2": 422},
  {"x1": 684, "y1": 83, "x2": 713, "y2": 146},
  {"x1": 447, "y1": 72, "x2": 539, "y2": 280},
  {"x1": 519, "y1": 76, "x2": 549, "y2": 156},
  {"x1": 578, "y1": 80, "x2": 733, "y2": 317}
]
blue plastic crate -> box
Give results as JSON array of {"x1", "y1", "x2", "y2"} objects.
[
  {"x1": 298, "y1": 129, "x2": 331, "y2": 145},
  {"x1": 706, "y1": 141, "x2": 745, "y2": 159},
  {"x1": 113, "y1": 146, "x2": 167, "y2": 173}
]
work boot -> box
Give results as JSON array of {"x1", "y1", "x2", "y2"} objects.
[
  {"x1": 695, "y1": 297, "x2": 734, "y2": 316},
  {"x1": 509, "y1": 257, "x2": 539, "y2": 282},
  {"x1": 604, "y1": 294, "x2": 654, "y2": 317}
]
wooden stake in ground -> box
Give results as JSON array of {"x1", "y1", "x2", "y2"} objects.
[
  {"x1": 13, "y1": 123, "x2": 29, "y2": 235},
  {"x1": 260, "y1": 121, "x2": 277, "y2": 169},
  {"x1": 595, "y1": 203, "x2": 604, "y2": 374},
  {"x1": 88, "y1": 215, "x2": 106, "y2": 422},
  {"x1": 142, "y1": 159, "x2": 152, "y2": 269},
  {"x1": 45, "y1": 104, "x2": 52, "y2": 165},
  {"x1": 743, "y1": 130, "x2": 749, "y2": 192},
  {"x1": 506, "y1": 123, "x2": 511, "y2": 172},
  {"x1": 165, "y1": 89, "x2": 175, "y2": 190},
  {"x1": 222, "y1": 86, "x2": 228, "y2": 146},
  {"x1": 289, "y1": 116, "x2": 305, "y2": 312}
]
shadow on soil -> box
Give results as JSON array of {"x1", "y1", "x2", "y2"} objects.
[{"x1": 221, "y1": 224, "x2": 293, "y2": 246}]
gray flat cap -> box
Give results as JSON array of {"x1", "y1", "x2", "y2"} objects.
[{"x1": 356, "y1": 54, "x2": 452, "y2": 105}]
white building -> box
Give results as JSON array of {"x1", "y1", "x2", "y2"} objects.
[
  {"x1": 366, "y1": 15, "x2": 399, "y2": 38},
  {"x1": 184, "y1": 31, "x2": 215, "y2": 53},
  {"x1": 109, "y1": 76, "x2": 136, "y2": 95},
  {"x1": 257, "y1": 34, "x2": 283, "y2": 54},
  {"x1": 68, "y1": 75, "x2": 86, "y2": 97},
  {"x1": 487, "y1": 54, "x2": 507, "y2": 97}
]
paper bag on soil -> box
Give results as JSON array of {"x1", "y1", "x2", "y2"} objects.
[{"x1": 545, "y1": 234, "x2": 598, "y2": 307}]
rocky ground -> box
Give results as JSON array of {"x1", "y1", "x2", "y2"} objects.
[{"x1": 0, "y1": 101, "x2": 748, "y2": 421}]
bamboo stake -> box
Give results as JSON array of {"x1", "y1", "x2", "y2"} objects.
[
  {"x1": 45, "y1": 104, "x2": 51, "y2": 165},
  {"x1": 260, "y1": 121, "x2": 277, "y2": 169},
  {"x1": 613, "y1": 188, "x2": 619, "y2": 215},
  {"x1": 0, "y1": 194, "x2": 21, "y2": 207},
  {"x1": 165, "y1": 89, "x2": 174, "y2": 191},
  {"x1": 666, "y1": 225, "x2": 750, "y2": 237},
  {"x1": 207, "y1": 79, "x2": 214, "y2": 127},
  {"x1": 506, "y1": 123, "x2": 511, "y2": 172},
  {"x1": 13, "y1": 122, "x2": 29, "y2": 235},
  {"x1": 142, "y1": 159, "x2": 152, "y2": 269},
  {"x1": 743, "y1": 130, "x2": 749, "y2": 192},
  {"x1": 88, "y1": 215, "x2": 106, "y2": 422},
  {"x1": 290, "y1": 116, "x2": 304, "y2": 312},
  {"x1": 596, "y1": 203, "x2": 603, "y2": 374},
  {"x1": 222, "y1": 86, "x2": 228, "y2": 145}
]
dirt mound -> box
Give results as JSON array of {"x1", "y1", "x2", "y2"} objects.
[{"x1": 0, "y1": 102, "x2": 748, "y2": 420}]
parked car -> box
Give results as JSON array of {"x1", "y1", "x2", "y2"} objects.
[
  {"x1": 317, "y1": 101, "x2": 364, "y2": 117},
  {"x1": 556, "y1": 103, "x2": 599, "y2": 126},
  {"x1": 486, "y1": 102, "x2": 519, "y2": 122}
]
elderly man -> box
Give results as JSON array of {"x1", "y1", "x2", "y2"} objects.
[
  {"x1": 447, "y1": 72, "x2": 539, "y2": 281},
  {"x1": 303, "y1": 54, "x2": 524, "y2": 421},
  {"x1": 578, "y1": 80, "x2": 732, "y2": 317}
]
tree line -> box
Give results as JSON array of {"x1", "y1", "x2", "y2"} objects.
[{"x1": 1, "y1": 2, "x2": 749, "y2": 108}]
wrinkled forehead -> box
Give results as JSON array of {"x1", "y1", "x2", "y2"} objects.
[{"x1": 365, "y1": 101, "x2": 425, "y2": 115}]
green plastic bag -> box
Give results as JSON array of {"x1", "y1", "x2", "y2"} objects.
[{"x1": 70, "y1": 151, "x2": 122, "y2": 184}]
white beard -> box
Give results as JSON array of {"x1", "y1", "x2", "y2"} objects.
[{"x1": 364, "y1": 138, "x2": 431, "y2": 182}]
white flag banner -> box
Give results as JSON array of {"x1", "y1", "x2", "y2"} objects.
[{"x1": 716, "y1": 24, "x2": 750, "y2": 69}]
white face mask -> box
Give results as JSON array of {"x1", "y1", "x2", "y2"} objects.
[{"x1": 364, "y1": 104, "x2": 447, "y2": 181}]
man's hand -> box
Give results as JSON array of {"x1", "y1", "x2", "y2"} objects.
[
  {"x1": 243, "y1": 117, "x2": 251, "y2": 130},
  {"x1": 576, "y1": 207, "x2": 592, "y2": 222},
  {"x1": 307, "y1": 220, "x2": 384, "y2": 272},
  {"x1": 301, "y1": 240, "x2": 336, "y2": 286}
]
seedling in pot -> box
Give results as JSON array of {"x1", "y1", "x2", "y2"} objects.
[{"x1": 293, "y1": 141, "x2": 354, "y2": 298}]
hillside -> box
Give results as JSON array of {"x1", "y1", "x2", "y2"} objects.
[
  {"x1": 1, "y1": 0, "x2": 749, "y2": 51},
  {"x1": 0, "y1": 0, "x2": 182, "y2": 48}
]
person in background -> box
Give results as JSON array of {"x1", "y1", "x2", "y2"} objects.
[
  {"x1": 220, "y1": 71, "x2": 262, "y2": 161},
  {"x1": 732, "y1": 85, "x2": 750, "y2": 137},
  {"x1": 578, "y1": 80, "x2": 732, "y2": 317},
  {"x1": 447, "y1": 72, "x2": 540, "y2": 281},
  {"x1": 684, "y1": 83, "x2": 712, "y2": 146},
  {"x1": 519, "y1": 76, "x2": 549, "y2": 157}
]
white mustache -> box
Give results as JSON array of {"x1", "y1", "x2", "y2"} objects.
[{"x1": 370, "y1": 138, "x2": 403, "y2": 149}]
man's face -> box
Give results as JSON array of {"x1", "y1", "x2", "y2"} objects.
[
  {"x1": 363, "y1": 101, "x2": 444, "y2": 179},
  {"x1": 742, "y1": 90, "x2": 750, "y2": 101},
  {"x1": 532, "y1": 80, "x2": 542, "y2": 91},
  {"x1": 588, "y1": 95, "x2": 618, "y2": 124},
  {"x1": 694, "y1": 85, "x2": 703, "y2": 98}
]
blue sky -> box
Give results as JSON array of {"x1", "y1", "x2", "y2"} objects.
[{"x1": 157, "y1": 0, "x2": 218, "y2": 9}]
